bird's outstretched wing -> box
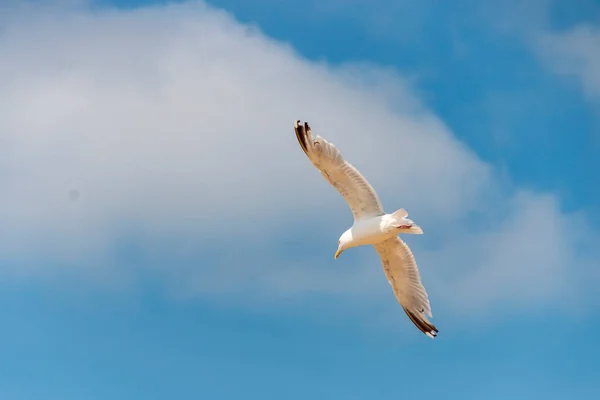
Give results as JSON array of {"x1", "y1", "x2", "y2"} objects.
[
  {"x1": 294, "y1": 120, "x2": 384, "y2": 220},
  {"x1": 373, "y1": 236, "x2": 438, "y2": 338}
]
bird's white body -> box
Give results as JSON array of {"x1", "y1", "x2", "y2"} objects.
[
  {"x1": 346, "y1": 215, "x2": 398, "y2": 246},
  {"x1": 294, "y1": 120, "x2": 438, "y2": 338},
  {"x1": 341, "y1": 211, "x2": 422, "y2": 249}
]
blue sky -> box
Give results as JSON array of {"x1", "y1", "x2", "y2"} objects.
[{"x1": 1, "y1": 0, "x2": 599, "y2": 399}]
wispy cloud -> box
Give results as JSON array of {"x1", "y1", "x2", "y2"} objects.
[
  {"x1": 537, "y1": 24, "x2": 600, "y2": 101},
  {"x1": 0, "y1": 1, "x2": 597, "y2": 325}
]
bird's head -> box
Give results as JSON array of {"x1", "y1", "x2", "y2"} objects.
[{"x1": 334, "y1": 230, "x2": 352, "y2": 259}]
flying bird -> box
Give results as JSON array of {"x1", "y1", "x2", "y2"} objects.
[{"x1": 294, "y1": 120, "x2": 438, "y2": 338}]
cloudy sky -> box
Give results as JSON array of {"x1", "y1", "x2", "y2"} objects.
[{"x1": 1, "y1": 0, "x2": 599, "y2": 398}]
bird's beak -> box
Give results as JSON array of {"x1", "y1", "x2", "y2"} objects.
[{"x1": 334, "y1": 246, "x2": 343, "y2": 259}]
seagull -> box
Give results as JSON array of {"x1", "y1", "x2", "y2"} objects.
[{"x1": 294, "y1": 120, "x2": 438, "y2": 338}]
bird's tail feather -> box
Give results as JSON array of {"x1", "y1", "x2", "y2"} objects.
[{"x1": 392, "y1": 208, "x2": 423, "y2": 234}]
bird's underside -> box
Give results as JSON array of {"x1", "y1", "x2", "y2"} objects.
[{"x1": 294, "y1": 120, "x2": 438, "y2": 338}]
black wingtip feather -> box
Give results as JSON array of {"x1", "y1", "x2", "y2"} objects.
[
  {"x1": 294, "y1": 119, "x2": 309, "y2": 155},
  {"x1": 403, "y1": 308, "x2": 439, "y2": 339}
]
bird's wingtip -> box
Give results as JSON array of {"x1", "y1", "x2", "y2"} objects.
[
  {"x1": 403, "y1": 307, "x2": 439, "y2": 339},
  {"x1": 294, "y1": 119, "x2": 310, "y2": 155}
]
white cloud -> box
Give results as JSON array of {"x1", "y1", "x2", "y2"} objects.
[
  {"x1": 537, "y1": 25, "x2": 600, "y2": 100},
  {"x1": 0, "y1": 1, "x2": 597, "y2": 324}
]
